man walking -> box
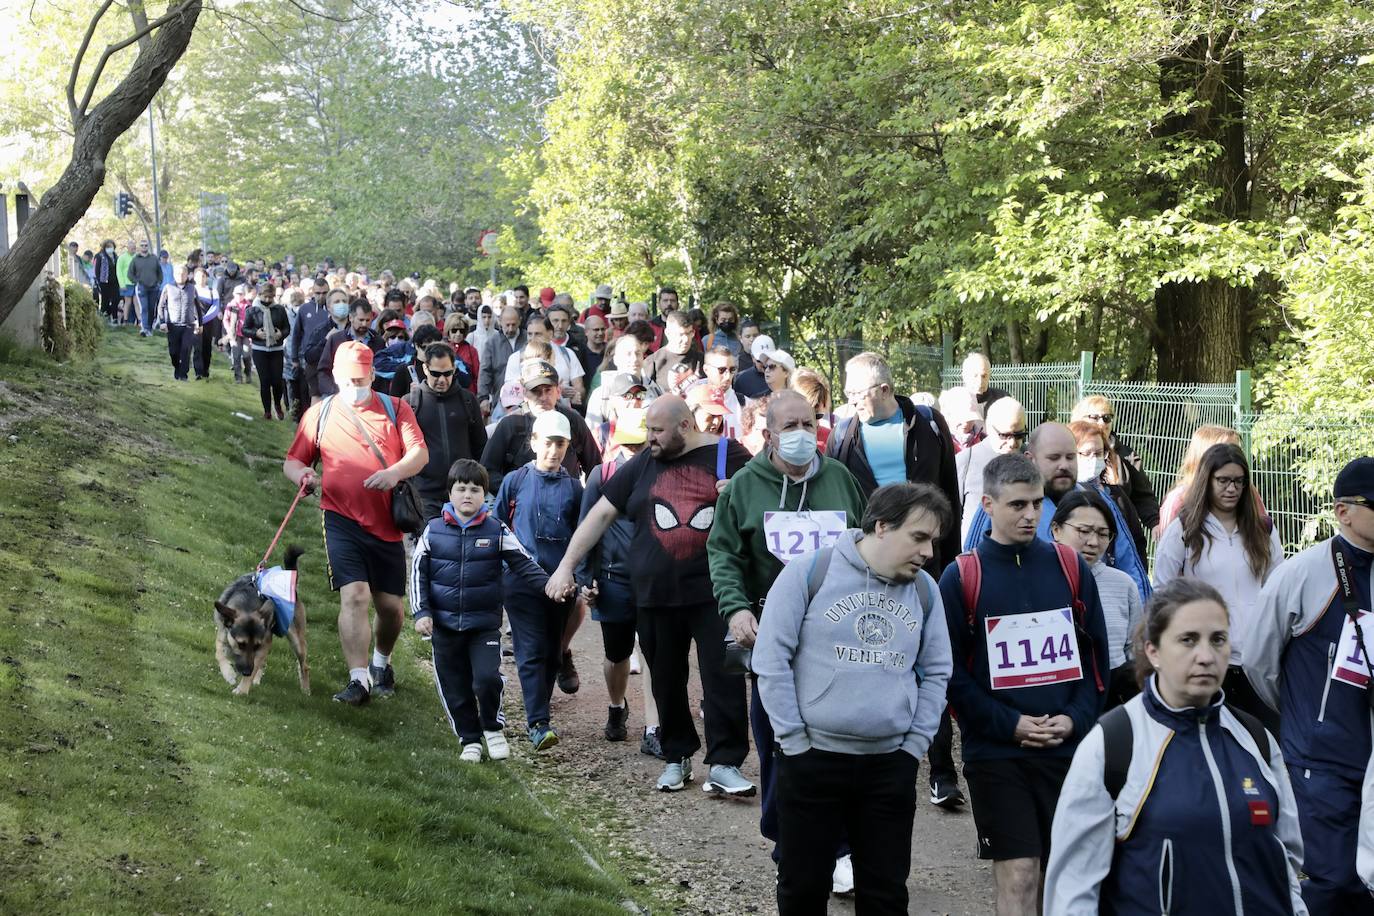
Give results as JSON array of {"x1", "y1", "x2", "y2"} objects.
[
  {"x1": 130, "y1": 240, "x2": 162, "y2": 337},
  {"x1": 283, "y1": 342, "x2": 429, "y2": 704},
  {"x1": 290, "y1": 277, "x2": 335, "y2": 405},
  {"x1": 404, "y1": 342, "x2": 488, "y2": 521},
  {"x1": 478, "y1": 307, "x2": 527, "y2": 416},
  {"x1": 546, "y1": 396, "x2": 755, "y2": 793}
]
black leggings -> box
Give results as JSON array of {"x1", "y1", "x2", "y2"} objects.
[
  {"x1": 98, "y1": 283, "x2": 121, "y2": 320},
  {"x1": 251, "y1": 349, "x2": 285, "y2": 414}
]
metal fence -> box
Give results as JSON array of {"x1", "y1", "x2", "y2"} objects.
[
  {"x1": 940, "y1": 356, "x2": 1089, "y2": 428},
  {"x1": 788, "y1": 337, "x2": 945, "y2": 399}
]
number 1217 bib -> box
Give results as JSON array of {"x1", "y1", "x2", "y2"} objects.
[{"x1": 985, "y1": 609, "x2": 1082, "y2": 690}]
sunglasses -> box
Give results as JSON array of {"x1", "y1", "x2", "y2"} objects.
[
  {"x1": 426, "y1": 368, "x2": 456, "y2": 379},
  {"x1": 1083, "y1": 413, "x2": 1114, "y2": 424}
]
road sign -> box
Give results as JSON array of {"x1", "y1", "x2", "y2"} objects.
[{"x1": 478, "y1": 229, "x2": 499, "y2": 257}]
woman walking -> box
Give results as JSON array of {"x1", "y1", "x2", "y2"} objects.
[{"x1": 241, "y1": 281, "x2": 290, "y2": 419}]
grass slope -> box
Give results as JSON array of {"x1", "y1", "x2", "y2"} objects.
[{"x1": 0, "y1": 331, "x2": 644, "y2": 915}]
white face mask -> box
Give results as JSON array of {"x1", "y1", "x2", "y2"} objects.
[
  {"x1": 777, "y1": 429, "x2": 818, "y2": 466},
  {"x1": 105, "y1": 246, "x2": 115, "y2": 255},
  {"x1": 1077, "y1": 455, "x2": 1107, "y2": 484},
  {"x1": 339, "y1": 383, "x2": 370, "y2": 405}
]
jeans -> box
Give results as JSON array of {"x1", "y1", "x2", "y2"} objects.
[
  {"x1": 927, "y1": 708, "x2": 957, "y2": 784},
  {"x1": 637, "y1": 599, "x2": 749, "y2": 766},
  {"x1": 431, "y1": 625, "x2": 504, "y2": 744},
  {"x1": 504, "y1": 582, "x2": 569, "y2": 727},
  {"x1": 136, "y1": 283, "x2": 159, "y2": 333},
  {"x1": 230, "y1": 339, "x2": 253, "y2": 383},
  {"x1": 776, "y1": 748, "x2": 919, "y2": 916}
]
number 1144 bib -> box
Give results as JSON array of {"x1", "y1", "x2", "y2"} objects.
[{"x1": 985, "y1": 609, "x2": 1083, "y2": 690}]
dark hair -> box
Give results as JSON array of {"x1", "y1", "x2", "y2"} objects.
[
  {"x1": 412, "y1": 325, "x2": 443, "y2": 351},
  {"x1": 384, "y1": 288, "x2": 407, "y2": 304},
  {"x1": 513, "y1": 284, "x2": 530, "y2": 297},
  {"x1": 861, "y1": 482, "x2": 953, "y2": 539},
  {"x1": 659, "y1": 286, "x2": 678, "y2": 297},
  {"x1": 710, "y1": 300, "x2": 737, "y2": 323},
  {"x1": 740, "y1": 317, "x2": 759, "y2": 332},
  {"x1": 625, "y1": 319, "x2": 655, "y2": 345},
  {"x1": 686, "y1": 308, "x2": 706, "y2": 327},
  {"x1": 664, "y1": 311, "x2": 692, "y2": 330},
  {"x1": 983, "y1": 453, "x2": 1042, "y2": 500},
  {"x1": 349, "y1": 298, "x2": 373, "y2": 316},
  {"x1": 546, "y1": 302, "x2": 572, "y2": 319},
  {"x1": 526, "y1": 313, "x2": 549, "y2": 331},
  {"x1": 706, "y1": 345, "x2": 735, "y2": 360},
  {"x1": 424, "y1": 341, "x2": 456, "y2": 364},
  {"x1": 1133, "y1": 578, "x2": 1229, "y2": 687},
  {"x1": 1050, "y1": 489, "x2": 1117, "y2": 550},
  {"x1": 447, "y1": 458, "x2": 489, "y2": 493},
  {"x1": 1180, "y1": 443, "x2": 1273, "y2": 579},
  {"x1": 377, "y1": 308, "x2": 402, "y2": 328}
]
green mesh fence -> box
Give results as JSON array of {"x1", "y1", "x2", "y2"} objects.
[
  {"x1": 789, "y1": 337, "x2": 944, "y2": 398},
  {"x1": 940, "y1": 361, "x2": 1084, "y2": 426}
]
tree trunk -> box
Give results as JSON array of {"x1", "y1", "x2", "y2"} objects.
[
  {"x1": 1152, "y1": 27, "x2": 1251, "y2": 382},
  {"x1": 0, "y1": 1, "x2": 202, "y2": 328},
  {"x1": 1005, "y1": 319, "x2": 1024, "y2": 364}
]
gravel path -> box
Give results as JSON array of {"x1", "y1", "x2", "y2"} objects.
[{"x1": 519, "y1": 620, "x2": 996, "y2": 915}]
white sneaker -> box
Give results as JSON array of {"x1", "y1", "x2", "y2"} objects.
[
  {"x1": 831, "y1": 854, "x2": 854, "y2": 896},
  {"x1": 484, "y1": 730, "x2": 510, "y2": 760},
  {"x1": 629, "y1": 651, "x2": 641, "y2": 675},
  {"x1": 459, "y1": 742, "x2": 483, "y2": 763}
]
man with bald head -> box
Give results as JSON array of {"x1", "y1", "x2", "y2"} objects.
[
  {"x1": 478, "y1": 306, "x2": 527, "y2": 414},
  {"x1": 961, "y1": 352, "x2": 1011, "y2": 418},
  {"x1": 547, "y1": 395, "x2": 754, "y2": 792},
  {"x1": 958, "y1": 397, "x2": 1028, "y2": 542},
  {"x1": 707, "y1": 390, "x2": 867, "y2": 871}
]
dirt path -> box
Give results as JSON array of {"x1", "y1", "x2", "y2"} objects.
[{"x1": 524, "y1": 620, "x2": 996, "y2": 915}]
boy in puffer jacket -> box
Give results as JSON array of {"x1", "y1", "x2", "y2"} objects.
[
  {"x1": 495, "y1": 411, "x2": 585, "y2": 751},
  {"x1": 410, "y1": 459, "x2": 550, "y2": 763}
]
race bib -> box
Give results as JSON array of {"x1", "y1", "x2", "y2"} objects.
[
  {"x1": 763, "y1": 510, "x2": 847, "y2": 564},
  {"x1": 1332, "y1": 610, "x2": 1373, "y2": 690},
  {"x1": 985, "y1": 609, "x2": 1083, "y2": 690}
]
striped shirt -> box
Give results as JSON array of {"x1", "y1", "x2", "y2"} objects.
[{"x1": 1091, "y1": 558, "x2": 1144, "y2": 669}]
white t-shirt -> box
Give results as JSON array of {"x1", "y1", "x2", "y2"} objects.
[{"x1": 503, "y1": 342, "x2": 585, "y2": 388}]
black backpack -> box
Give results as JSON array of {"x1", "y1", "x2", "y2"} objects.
[{"x1": 1099, "y1": 703, "x2": 1271, "y2": 799}]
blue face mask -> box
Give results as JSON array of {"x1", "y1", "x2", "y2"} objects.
[
  {"x1": 777, "y1": 429, "x2": 817, "y2": 466},
  {"x1": 330, "y1": 302, "x2": 349, "y2": 319}
]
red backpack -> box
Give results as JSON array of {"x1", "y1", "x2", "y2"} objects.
[{"x1": 955, "y1": 542, "x2": 1104, "y2": 692}]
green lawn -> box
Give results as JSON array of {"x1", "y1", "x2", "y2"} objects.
[{"x1": 0, "y1": 330, "x2": 649, "y2": 914}]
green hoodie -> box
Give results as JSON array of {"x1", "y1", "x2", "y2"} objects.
[{"x1": 708, "y1": 449, "x2": 866, "y2": 622}]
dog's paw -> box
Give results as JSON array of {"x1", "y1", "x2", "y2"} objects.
[
  {"x1": 219, "y1": 667, "x2": 238, "y2": 686},
  {"x1": 232, "y1": 680, "x2": 252, "y2": 696}
]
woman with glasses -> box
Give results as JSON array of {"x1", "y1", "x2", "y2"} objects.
[
  {"x1": 1071, "y1": 395, "x2": 1160, "y2": 533},
  {"x1": 1050, "y1": 490, "x2": 1143, "y2": 708},
  {"x1": 1154, "y1": 443, "x2": 1283, "y2": 728},
  {"x1": 1069, "y1": 420, "x2": 1149, "y2": 560},
  {"x1": 762, "y1": 349, "x2": 795, "y2": 394},
  {"x1": 443, "y1": 312, "x2": 480, "y2": 394}
]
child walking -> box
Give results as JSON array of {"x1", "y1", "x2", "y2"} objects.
[{"x1": 410, "y1": 459, "x2": 550, "y2": 762}]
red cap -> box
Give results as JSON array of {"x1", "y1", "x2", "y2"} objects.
[
  {"x1": 333, "y1": 340, "x2": 374, "y2": 377},
  {"x1": 383, "y1": 319, "x2": 407, "y2": 332},
  {"x1": 686, "y1": 384, "x2": 728, "y2": 416},
  {"x1": 539, "y1": 287, "x2": 556, "y2": 305}
]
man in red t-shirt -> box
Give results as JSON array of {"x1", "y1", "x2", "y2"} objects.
[{"x1": 284, "y1": 341, "x2": 428, "y2": 705}]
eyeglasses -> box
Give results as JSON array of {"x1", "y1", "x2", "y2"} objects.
[
  {"x1": 706, "y1": 364, "x2": 735, "y2": 374},
  {"x1": 426, "y1": 368, "x2": 455, "y2": 379},
  {"x1": 1062, "y1": 522, "x2": 1112, "y2": 541},
  {"x1": 1083, "y1": 413, "x2": 1114, "y2": 424},
  {"x1": 843, "y1": 383, "x2": 880, "y2": 402},
  {"x1": 1212, "y1": 475, "x2": 1246, "y2": 491},
  {"x1": 996, "y1": 429, "x2": 1029, "y2": 442}
]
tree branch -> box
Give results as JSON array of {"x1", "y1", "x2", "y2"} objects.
[
  {"x1": 77, "y1": 0, "x2": 197, "y2": 119},
  {"x1": 67, "y1": 0, "x2": 116, "y2": 128}
]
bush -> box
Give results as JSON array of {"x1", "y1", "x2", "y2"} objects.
[
  {"x1": 62, "y1": 280, "x2": 103, "y2": 359},
  {"x1": 40, "y1": 275, "x2": 69, "y2": 360}
]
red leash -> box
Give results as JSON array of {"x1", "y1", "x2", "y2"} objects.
[{"x1": 258, "y1": 481, "x2": 309, "y2": 570}]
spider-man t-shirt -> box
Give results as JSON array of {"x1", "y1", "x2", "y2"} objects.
[{"x1": 601, "y1": 438, "x2": 751, "y2": 608}]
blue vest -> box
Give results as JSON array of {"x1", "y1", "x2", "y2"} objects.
[{"x1": 422, "y1": 509, "x2": 506, "y2": 631}]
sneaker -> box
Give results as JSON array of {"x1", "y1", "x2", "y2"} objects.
[
  {"x1": 831, "y1": 854, "x2": 854, "y2": 896},
  {"x1": 530, "y1": 723, "x2": 560, "y2": 751},
  {"x1": 483, "y1": 730, "x2": 510, "y2": 760},
  {"x1": 703, "y1": 764, "x2": 757, "y2": 798},
  {"x1": 656, "y1": 757, "x2": 693, "y2": 792},
  {"x1": 640, "y1": 726, "x2": 664, "y2": 760},
  {"x1": 930, "y1": 776, "x2": 966, "y2": 810},
  {"x1": 556, "y1": 650, "x2": 580, "y2": 694},
  {"x1": 332, "y1": 679, "x2": 370, "y2": 706},
  {"x1": 459, "y1": 742, "x2": 483, "y2": 763},
  {"x1": 369, "y1": 664, "x2": 395, "y2": 698},
  {"x1": 604, "y1": 703, "x2": 628, "y2": 742},
  {"x1": 629, "y1": 652, "x2": 641, "y2": 675}
]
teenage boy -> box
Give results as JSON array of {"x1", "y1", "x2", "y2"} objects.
[
  {"x1": 495, "y1": 411, "x2": 584, "y2": 750},
  {"x1": 410, "y1": 459, "x2": 550, "y2": 762}
]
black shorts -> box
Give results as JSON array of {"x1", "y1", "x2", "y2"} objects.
[
  {"x1": 963, "y1": 756, "x2": 1071, "y2": 861},
  {"x1": 322, "y1": 510, "x2": 406, "y2": 596},
  {"x1": 600, "y1": 619, "x2": 637, "y2": 664}
]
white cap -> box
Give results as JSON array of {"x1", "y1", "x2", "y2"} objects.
[
  {"x1": 531, "y1": 410, "x2": 572, "y2": 441},
  {"x1": 768, "y1": 349, "x2": 796, "y2": 374},
  {"x1": 751, "y1": 334, "x2": 776, "y2": 361}
]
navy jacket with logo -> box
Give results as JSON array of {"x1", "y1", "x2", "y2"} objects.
[{"x1": 409, "y1": 505, "x2": 549, "y2": 631}]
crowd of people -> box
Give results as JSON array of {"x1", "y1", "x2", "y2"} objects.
[{"x1": 70, "y1": 242, "x2": 1374, "y2": 915}]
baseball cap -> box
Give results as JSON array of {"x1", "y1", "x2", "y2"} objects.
[
  {"x1": 606, "y1": 372, "x2": 647, "y2": 399},
  {"x1": 686, "y1": 384, "x2": 728, "y2": 416},
  {"x1": 608, "y1": 300, "x2": 629, "y2": 318},
  {"x1": 767, "y1": 349, "x2": 796, "y2": 374},
  {"x1": 751, "y1": 334, "x2": 776, "y2": 361},
  {"x1": 383, "y1": 319, "x2": 408, "y2": 333},
  {"x1": 531, "y1": 410, "x2": 572, "y2": 441},
  {"x1": 499, "y1": 381, "x2": 525, "y2": 409},
  {"x1": 539, "y1": 287, "x2": 556, "y2": 306},
  {"x1": 333, "y1": 340, "x2": 374, "y2": 377},
  {"x1": 612, "y1": 407, "x2": 647, "y2": 445},
  {"x1": 1334, "y1": 457, "x2": 1374, "y2": 502},
  {"x1": 594, "y1": 283, "x2": 613, "y2": 300},
  {"x1": 520, "y1": 359, "x2": 559, "y2": 390}
]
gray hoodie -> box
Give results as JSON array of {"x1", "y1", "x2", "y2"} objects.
[{"x1": 752, "y1": 528, "x2": 952, "y2": 758}]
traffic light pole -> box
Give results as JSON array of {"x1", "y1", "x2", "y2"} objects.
[{"x1": 147, "y1": 105, "x2": 163, "y2": 255}]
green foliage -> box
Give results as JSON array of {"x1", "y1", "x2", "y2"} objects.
[{"x1": 62, "y1": 280, "x2": 104, "y2": 359}]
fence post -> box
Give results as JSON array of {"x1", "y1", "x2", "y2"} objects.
[
  {"x1": 1235, "y1": 369, "x2": 1253, "y2": 456},
  {"x1": 1078, "y1": 351, "x2": 1094, "y2": 401},
  {"x1": 942, "y1": 331, "x2": 954, "y2": 375}
]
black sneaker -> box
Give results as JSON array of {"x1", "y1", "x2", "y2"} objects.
[
  {"x1": 332, "y1": 679, "x2": 371, "y2": 706},
  {"x1": 605, "y1": 704, "x2": 629, "y2": 742},
  {"x1": 930, "y1": 776, "x2": 966, "y2": 809},
  {"x1": 369, "y1": 664, "x2": 395, "y2": 698},
  {"x1": 556, "y1": 650, "x2": 580, "y2": 694},
  {"x1": 640, "y1": 725, "x2": 664, "y2": 760}
]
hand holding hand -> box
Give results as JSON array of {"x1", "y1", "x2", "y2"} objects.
[
  {"x1": 1013, "y1": 714, "x2": 1055, "y2": 748},
  {"x1": 545, "y1": 567, "x2": 576, "y2": 602}
]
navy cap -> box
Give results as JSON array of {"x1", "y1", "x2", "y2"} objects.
[{"x1": 1334, "y1": 457, "x2": 1374, "y2": 502}]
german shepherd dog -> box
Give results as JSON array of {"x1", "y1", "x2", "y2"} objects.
[{"x1": 214, "y1": 545, "x2": 309, "y2": 696}]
